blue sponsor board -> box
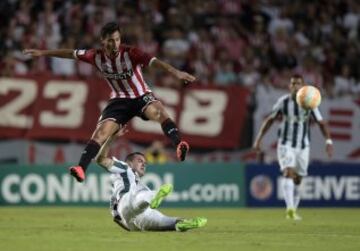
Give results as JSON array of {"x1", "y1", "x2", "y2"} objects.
[{"x1": 246, "y1": 163, "x2": 360, "y2": 207}]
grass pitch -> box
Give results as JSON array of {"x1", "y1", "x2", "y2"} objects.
[{"x1": 0, "y1": 207, "x2": 359, "y2": 251}]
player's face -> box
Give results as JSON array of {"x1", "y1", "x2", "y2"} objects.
[
  {"x1": 102, "y1": 31, "x2": 121, "y2": 55},
  {"x1": 130, "y1": 154, "x2": 147, "y2": 177},
  {"x1": 289, "y1": 77, "x2": 304, "y2": 97}
]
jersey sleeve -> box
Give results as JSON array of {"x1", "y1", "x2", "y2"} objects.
[
  {"x1": 73, "y1": 49, "x2": 96, "y2": 65},
  {"x1": 311, "y1": 107, "x2": 324, "y2": 122},
  {"x1": 129, "y1": 47, "x2": 155, "y2": 67},
  {"x1": 107, "y1": 157, "x2": 128, "y2": 174},
  {"x1": 269, "y1": 97, "x2": 284, "y2": 119}
]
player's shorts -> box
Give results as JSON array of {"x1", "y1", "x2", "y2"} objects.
[
  {"x1": 98, "y1": 92, "x2": 159, "y2": 125},
  {"x1": 277, "y1": 144, "x2": 310, "y2": 176}
]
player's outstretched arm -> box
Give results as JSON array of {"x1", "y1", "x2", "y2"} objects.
[
  {"x1": 317, "y1": 121, "x2": 334, "y2": 158},
  {"x1": 253, "y1": 116, "x2": 275, "y2": 152},
  {"x1": 150, "y1": 58, "x2": 196, "y2": 84},
  {"x1": 23, "y1": 49, "x2": 75, "y2": 59}
]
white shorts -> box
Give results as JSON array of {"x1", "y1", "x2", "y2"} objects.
[
  {"x1": 277, "y1": 144, "x2": 309, "y2": 176},
  {"x1": 115, "y1": 185, "x2": 177, "y2": 231}
]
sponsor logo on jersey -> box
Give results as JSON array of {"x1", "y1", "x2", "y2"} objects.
[{"x1": 103, "y1": 69, "x2": 134, "y2": 80}]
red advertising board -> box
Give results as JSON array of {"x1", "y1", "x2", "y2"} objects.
[{"x1": 0, "y1": 76, "x2": 249, "y2": 148}]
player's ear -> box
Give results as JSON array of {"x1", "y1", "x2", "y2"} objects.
[{"x1": 100, "y1": 35, "x2": 107, "y2": 44}]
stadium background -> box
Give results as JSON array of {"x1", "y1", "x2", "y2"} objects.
[{"x1": 0, "y1": 1, "x2": 359, "y2": 250}]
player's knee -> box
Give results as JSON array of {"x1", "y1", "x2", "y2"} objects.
[
  {"x1": 283, "y1": 168, "x2": 296, "y2": 178},
  {"x1": 158, "y1": 112, "x2": 169, "y2": 124},
  {"x1": 283, "y1": 169, "x2": 290, "y2": 177},
  {"x1": 145, "y1": 107, "x2": 159, "y2": 121},
  {"x1": 151, "y1": 109, "x2": 168, "y2": 123},
  {"x1": 154, "y1": 109, "x2": 162, "y2": 121},
  {"x1": 154, "y1": 106, "x2": 170, "y2": 121},
  {"x1": 294, "y1": 175, "x2": 302, "y2": 185}
]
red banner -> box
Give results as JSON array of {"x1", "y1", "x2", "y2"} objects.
[{"x1": 0, "y1": 76, "x2": 249, "y2": 148}]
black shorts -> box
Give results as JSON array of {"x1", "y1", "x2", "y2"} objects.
[{"x1": 98, "y1": 92, "x2": 159, "y2": 125}]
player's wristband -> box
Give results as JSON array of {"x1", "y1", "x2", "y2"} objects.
[{"x1": 325, "y1": 139, "x2": 333, "y2": 145}]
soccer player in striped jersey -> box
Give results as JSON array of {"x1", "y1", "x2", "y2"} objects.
[
  {"x1": 96, "y1": 126, "x2": 207, "y2": 232},
  {"x1": 24, "y1": 22, "x2": 195, "y2": 182},
  {"x1": 253, "y1": 74, "x2": 334, "y2": 220}
]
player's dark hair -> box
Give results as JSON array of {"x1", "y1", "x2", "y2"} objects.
[
  {"x1": 100, "y1": 22, "x2": 121, "y2": 39},
  {"x1": 291, "y1": 73, "x2": 303, "y2": 80},
  {"x1": 125, "y1": 152, "x2": 145, "y2": 163}
]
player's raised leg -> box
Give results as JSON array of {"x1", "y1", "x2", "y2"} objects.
[
  {"x1": 120, "y1": 184, "x2": 174, "y2": 231},
  {"x1": 150, "y1": 184, "x2": 173, "y2": 209},
  {"x1": 70, "y1": 120, "x2": 119, "y2": 182},
  {"x1": 143, "y1": 102, "x2": 189, "y2": 161},
  {"x1": 128, "y1": 184, "x2": 173, "y2": 213}
]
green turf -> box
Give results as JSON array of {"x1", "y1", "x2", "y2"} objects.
[{"x1": 0, "y1": 208, "x2": 359, "y2": 251}]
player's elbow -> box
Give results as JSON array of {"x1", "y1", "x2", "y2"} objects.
[{"x1": 150, "y1": 58, "x2": 160, "y2": 67}]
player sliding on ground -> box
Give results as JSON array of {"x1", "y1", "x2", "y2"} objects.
[
  {"x1": 253, "y1": 74, "x2": 333, "y2": 220},
  {"x1": 23, "y1": 22, "x2": 195, "y2": 182},
  {"x1": 95, "y1": 126, "x2": 207, "y2": 231}
]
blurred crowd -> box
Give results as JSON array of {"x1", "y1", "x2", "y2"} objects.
[{"x1": 1, "y1": 0, "x2": 359, "y2": 98}]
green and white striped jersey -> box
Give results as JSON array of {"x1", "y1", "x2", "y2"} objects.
[{"x1": 108, "y1": 157, "x2": 150, "y2": 201}]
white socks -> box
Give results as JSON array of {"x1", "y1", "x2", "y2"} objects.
[
  {"x1": 294, "y1": 185, "x2": 301, "y2": 209},
  {"x1": 282, "y1": 178, "x2": 295, "y2": 209},
  {"x1": 282, "y1": 178, "x2": 302, "y2": 210}
]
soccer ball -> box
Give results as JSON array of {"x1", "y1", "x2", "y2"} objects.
[{"x1": 296, "y1": 85, "x2": 321, "y2": 110}]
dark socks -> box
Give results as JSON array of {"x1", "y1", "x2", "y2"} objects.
[
  {"x1": 161, "y1": 119, "x2": 181, "y2": 146},
  {"x1": 78, "y1": 139, "x2": 101, "y2": 172}
]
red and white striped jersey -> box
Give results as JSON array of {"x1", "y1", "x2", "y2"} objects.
[{"x1": 74, "y1": 45, "x2": 156, "y2": 99}]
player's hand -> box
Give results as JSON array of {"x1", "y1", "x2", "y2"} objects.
[
  {"x1": 174, "y1": 70, "x2": 196, "y2": 84},
  {"x1": 23, "y1": 49, "x2": 44, "y2": 57},
  {"x1": 325, "y1": 142, "x2": 333, "y2": 158}
]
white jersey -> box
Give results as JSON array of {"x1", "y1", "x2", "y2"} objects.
[
  {"x1": 108, "y1": 157, "x2": 150, "y2": 203},
  {"x1": 270, "y1": 94, "x2": 323, "y2": 149},
  {"x1": 107, "y1": 157, "x2": 178, "y2": 231}
]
